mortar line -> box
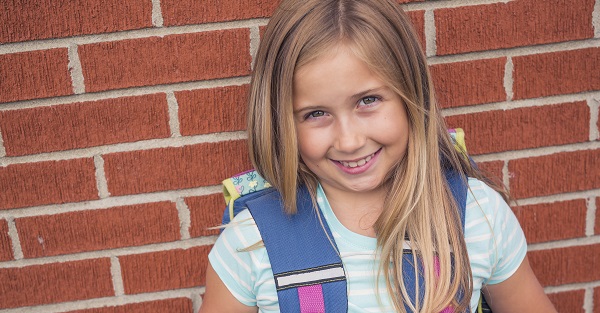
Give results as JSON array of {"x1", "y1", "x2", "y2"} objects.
[
  {"x1": 192, "y1": 292, "x2": 202, "y2": 313},
  {"x1": 151, "y1": 0, "x2": 164, "y2": 27},
  {"x1": 470, "y1": 141, "x2": 600, "y2": 163},
  {"x1": 0, "y1": 288, "x2": 202, "y2": 313},
  {"x1": 584, "y1": 287, "x2": 594, "y2": 313},
  {"x1": 424, "y1": 10, "x2": 436, "y2": 57},
  {"x1": 67, "y1": 44, "x2": 85, "y2": 94},
  {"x1": 502, "y1": 160, "x2": 510, "y2": 191},
  {"x1": 401, "y1": 0, "x2": 515, "y2": 11},
  {"x1": 0, "y1": 130, "x2": 247, "y2": 167},
  {"x1": 589, "y1": 97, "x2": 600, "y2": 141},
  {"x1": 0, "y1": 128, "x2": 6, "y2": 158},
  {"x1": 427, "y1": 38, "x2": 600, "y2": 65},
  {"x1": 509, "y1": 189, "x2": 600, "y2": 207},
  {"x1": 441, "y1": 91, "x2": 600, "y2": 117},
  {"x1": 6, "y1": 217, "x2": 24, "y2": 260},
  {"x1": 543, "y1": 280, "x2": 600, "y2": 294},
  {"x1": 586, "y1": 197, "x2": 597, "y2": 237},
  {"x1": 176, "y1": 198, "x2": 192, "y2": 240},
  {"x1": 0, "y1": 76, "x2": 251, "y2": 111},
  {"x1": 110, "y1": 256, "x2": 125, "y2": 296},
  {"x1": 527, "y1": 235, "x2": 600, "y2": 251},
  {"x1": 0, "y1": 185, "x2": 222, "y2": 219},
  {"x1": 249, "y1": 26, "x2": 260, "y2": 70},
  {"x1": 503, "y1": 56, "x2": 513, "y2": 101},
  {"x1": 0, "y1": 19, "x2": 270, "y2": 55},
  {"x1": 94, "y1": 155, "x2": 111, "y2": 199},
  {"x1": 0, "y1": 236, "x2": 218, "y2": 269},
  {"x1": 166, "y1": 92, "x2": 181, "y2": 137}
]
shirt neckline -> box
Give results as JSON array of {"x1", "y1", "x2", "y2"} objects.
[{"x1": 316, "y1": 184, "x2": 378, "y2": 250}]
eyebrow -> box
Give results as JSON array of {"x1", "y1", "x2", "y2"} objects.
[
  {"x1": 348, "y1": 86, "x2": 387, "y2": 102},
  {"x1": 293, "y1": 86, "x2": 390, "y2": 115}
]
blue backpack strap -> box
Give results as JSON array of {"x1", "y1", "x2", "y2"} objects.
[
  {"x1": 445, "y1": 165, "x2": 468, "y2": 228},
  {"x1": 245, "y1": 186, "x2": 348, "y2": 313}
]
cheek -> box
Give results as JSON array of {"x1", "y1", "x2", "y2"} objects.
[
  {"x1": 296, "y1": 130, "x2": 314, "y2": 159},
  {"x1": 297, "y1": 129, "x2": 328, "y2": 162}
]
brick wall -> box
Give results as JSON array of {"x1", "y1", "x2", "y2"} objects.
[{"x1": 0, "y1": 0, "x2": 598, "y2": 312}]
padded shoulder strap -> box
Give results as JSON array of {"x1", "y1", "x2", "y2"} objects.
[
  {"x1": 445, "y1": 166, "x2": 468, "y2": 228},
  {"x1": 245, "y1": 186, "x2": 348, "y2": 313}
]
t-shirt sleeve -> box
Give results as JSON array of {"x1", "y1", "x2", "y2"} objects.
[
  {"x1": 466, "y1": 179, "x2": 528, "y2": 285},
  {"x1": 208, "y1": 209, "x2": 266, "y2": 306}
]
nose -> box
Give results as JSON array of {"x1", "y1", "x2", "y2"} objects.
[{"x1": 333, "y1": 118, "x2": 366, "y2": 153}]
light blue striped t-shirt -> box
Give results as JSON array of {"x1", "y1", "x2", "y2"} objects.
[{"x1": 208, "y1": 178, "x2": 527, "y2": 312}]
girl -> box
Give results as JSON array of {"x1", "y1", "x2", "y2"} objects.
[{"x1": 201, "y1": 0, "x2": 556, "y2": 312}]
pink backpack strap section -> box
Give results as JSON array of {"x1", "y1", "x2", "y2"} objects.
[{"x1": 298, "y1": 284, "x2": 326, "y2": 313}]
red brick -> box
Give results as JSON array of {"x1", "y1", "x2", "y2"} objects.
[
  {"x1": 406, "y1": 10, "x2": 425, "y2": 49},
  {"x1": 0, "y1": 0, "x2": 152, "y2": 44},
  {"x1": 187, "y1": 194, "x2": 224, "y2": 237},
  {"x1": 79, "y1": 30, "x2": 251, "y2": 93},
  {"x1": 103, "y1": 140, "x2": 251, "y2": 196},
  {"x1": 528, "y1": 244, "x2": 600, "y2": 287},
  {"x1": 0, "y1": 94, "x2": 170, "y2": 157},
  {"x1": 432, "y1": 58, "x2": 506, "y2": 108},
  {"x1": 119, "y1": 246, "x2": 211, "y2": 294},
  {"x1": 161, "y1": 0, "x2": 278, "y2": 26},
  {"x1": 65, "y1": 298, "x2": 193, "y2": 313},
  {"x1": 0, "y1": 219, "x2": 13, "y2": 261},
  {"x1": 513, "y1": 48, "x2": 600, "y2": 99},
  {"x1": 16, "y1": 202, "x2": 180, "y2": 258},
  {"x1": 513, "y1": 200, "x2": 587, "y2": 244},
  {"x1": 177, "y1": 85, "x2": 248, "y2": 136},
  {"x1": 0, "y1": 49, "x2": 71, "y2": 103},
  {"x1": 547, "y1": 290, "x2": 585, "y2": 313},
  {"x1": 509, "y1": 149, "x2": 600, "y2": 199},
  {"x1": 476, "y1": 161, "x2": 504, "y2": 184},
  {"x1": 0, "y1": 258, "x2": 113, "y2": 309},
  {"x1": 435, "y1": 0, "x2": 594, "y2": 55},
  {"x1": 446, "y1": 102, "x2": 590, "y2": 155},
  {"x1": 0, "y1": 158, "x2": 98, "y2": 210}
]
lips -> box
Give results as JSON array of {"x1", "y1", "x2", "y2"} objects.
[{"x1": 333, "y1": 148, "x2": 381, "y2": 174}]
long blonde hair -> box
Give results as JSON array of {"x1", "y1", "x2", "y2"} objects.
[{"x1": 248, "y1": 0, "x2": 505, "y2": 311}]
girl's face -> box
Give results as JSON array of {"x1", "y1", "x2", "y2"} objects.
[{"x1": 293, "y1": 45, "x2": 409, "y2": 200}]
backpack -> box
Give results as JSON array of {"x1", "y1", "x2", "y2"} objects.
[{"x1": 220, "y1": 129, "x2": 492, "y2": 312}]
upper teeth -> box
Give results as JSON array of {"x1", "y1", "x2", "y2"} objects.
[{"x1": 340, "y1": 153, "x2": 374, "y2": 168}]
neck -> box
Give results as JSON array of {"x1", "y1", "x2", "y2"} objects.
[{"x1": 321, "y1": 185, "x2": 388, "y2": 237}]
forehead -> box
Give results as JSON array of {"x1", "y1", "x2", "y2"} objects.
[{"x1": 292, "y1": 46, "x2": 389, "y2": 106}]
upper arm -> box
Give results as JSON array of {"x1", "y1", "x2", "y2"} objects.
[
  {"x1": 482, "y1": 256, "x2": 557, "y2": 313},
  {"x1": 200, "y1": 263, "x2": 258, "y2": 313}
]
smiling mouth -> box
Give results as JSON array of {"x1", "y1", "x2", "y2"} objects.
[{"x1": 337, "y1": 150, "x2": 378, "y2": 168}]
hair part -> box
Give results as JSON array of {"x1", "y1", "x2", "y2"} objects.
[{"x1": 248, "y1": 0, "x2": 506, "y2": 311}]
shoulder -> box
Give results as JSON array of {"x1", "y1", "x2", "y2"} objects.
[
  {"x1": 464, "y1": 178, "x2": 527, "y2": 284},
  {"x1": 464, "y1": 178, "x2": 509, "y2": 227},
  {"x1": 216, "y1": 209, "x2": 265, "y2": 251},
  {"x1": 209, "y1": 209, "x2": 268, "y2": 275},
  {"x1": 464, "y1": 178, "x2": 519, "y2": 239}
]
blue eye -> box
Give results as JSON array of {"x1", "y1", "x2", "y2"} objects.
[{"x1": 359, "y1": 96, "x2": 380, "y2": 106}]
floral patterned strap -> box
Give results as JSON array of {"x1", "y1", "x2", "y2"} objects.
[{"x1": 222, "y1": 170, "x2": 271, "y2": 221}]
